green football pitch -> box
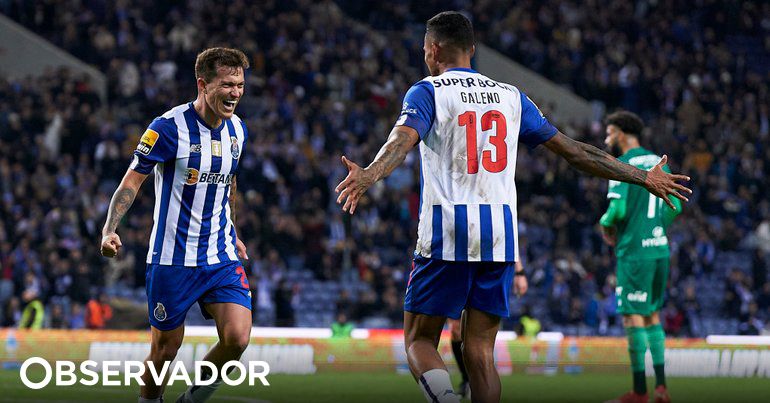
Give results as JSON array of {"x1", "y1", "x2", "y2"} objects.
[{"x1": 2, "y1": 370, "x2": 769, "y2": 402}]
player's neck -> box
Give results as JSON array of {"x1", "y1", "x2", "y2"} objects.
[
  {"x1": 193, "y1": 97, "x2": 222, "y2": 129},
  {"x1": 620, "y1": 138, "x2": 641, "y2": 155},
  {"x1": 438, "y1": 59, "x2": 472, "y2": 74}
]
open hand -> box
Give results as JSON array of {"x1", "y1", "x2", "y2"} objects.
[
  {"x1": 335, "y1": 156, "x2": 374, "y2": 215},
  {"x1": 644, "y1": 155, "x2": 691, "y2": 209}
]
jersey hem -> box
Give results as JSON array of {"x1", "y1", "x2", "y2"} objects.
[
  {"x1": 414, "y1": 252, "x2": 517, "y2": 263},
  {"x1": 145, "y1": 257, "x2": 240, "y2": 268}
]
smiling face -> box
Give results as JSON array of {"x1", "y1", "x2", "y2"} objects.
[{"x1": 199, "y1": 65, "x2": 245, "y2": 122}]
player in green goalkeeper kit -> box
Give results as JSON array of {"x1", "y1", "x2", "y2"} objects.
[{"x1": 600, "y1": 111, "x2": 682, "y2": 403}]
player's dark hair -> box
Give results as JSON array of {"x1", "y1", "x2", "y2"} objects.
[
  {"x1": 195, "y1": 47, "x2": 250, "y2": 82},
  {"x1": 605, "y1": 110, "x2": 644, "y2": 136},
  {"x1": 426, "y1": 11, "x2": 475, "y2": 53}
]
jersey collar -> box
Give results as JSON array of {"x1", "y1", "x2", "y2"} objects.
[
  {"x1": 188, "y1": 102, "x2": 226, "y2": 132},
  {"x1": 446, "y1": 67, "x2": 478, "y2": 73},
  {"x1": 622, "y1": 147, "x2": 646, "y2": 158}
]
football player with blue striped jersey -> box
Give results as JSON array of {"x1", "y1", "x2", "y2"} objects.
[
  {"x1": 335, "y1": 12, "x2": 691, "y2": 403},
  {"x1": 100, "y1": 48, "x2": 252, "y2": 403}
]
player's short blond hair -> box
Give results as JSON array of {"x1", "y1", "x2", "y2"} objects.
[{"x1": 195, "y1": 47, "x2": 250, "y2": 82}]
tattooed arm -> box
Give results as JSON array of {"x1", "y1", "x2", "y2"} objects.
[
  {"x1": 229, "y1": 177, "x2": 249, "y2": 260},
  {"x1": 543, "y1": 131, "x2": 691, "y2": 209},
  {"x1": 335, "y1": 126, "x2": 420, "y2": 214},
  {"x1": 100, "y1": 169, "x2": 148, "y2": 258}
]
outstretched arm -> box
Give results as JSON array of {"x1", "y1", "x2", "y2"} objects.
[
  {"x1": 335, "y1": 126, "x2": 420, "y2": 214},
  {"x1": 101, "y1": 169, "x2": 148, "y2": 258},
  {"x1": 543, "y1": 132, "x2": 691, "y2": 209}
]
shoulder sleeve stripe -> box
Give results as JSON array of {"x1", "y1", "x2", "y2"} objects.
[{"x1": 396, "y1": 80, "x2": 435, "y2": 140}]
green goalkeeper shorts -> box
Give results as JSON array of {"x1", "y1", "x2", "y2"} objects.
[{"x1": 615, "y1": 257, "x2": 669, "y2": 316}]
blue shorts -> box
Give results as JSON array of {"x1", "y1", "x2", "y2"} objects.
[
  {"x1": 145, "y1": 260, "x2": 251, "y2": 331},
  {"x1": 404, "y1": 256, "x2": 515, "y2": 319}
]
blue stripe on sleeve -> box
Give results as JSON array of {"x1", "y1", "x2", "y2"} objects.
[
  {"x1": 519, "y1": 91, "x2": 557, "y2": 148},
  {"x1": 130, "y1": 154, "x2": 156, "y2": 175},
  {"x1": 395, "y1": 81, "x2": 435, "y2": 139},
  {"x1": 172, "y1": 108, "x2": 202, "y2": 264},
  {"x1": 479, "y1": 204, "x2": 493, "y2": 261},
  {"x1": 431, "y1": 205, "x2": 443, "y2": 260},
  {"x1": 503, "y1": 205, "x2": 514, "y2": 261},
  {"x1": 454, "y1": 205, "x2": 468, "y2": 261}
]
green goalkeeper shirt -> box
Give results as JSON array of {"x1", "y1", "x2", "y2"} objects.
[{"x1": 599, "y1": 147, "x2": 681, "y2": 259}]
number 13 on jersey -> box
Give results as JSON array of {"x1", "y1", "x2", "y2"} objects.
[{"x1": 458, "y1": 110, "x2": 508, "y2": 174}]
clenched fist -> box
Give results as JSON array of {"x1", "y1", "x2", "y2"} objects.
[{"x1": 101, "y1": 232, "x2": 122, "y2": 258}]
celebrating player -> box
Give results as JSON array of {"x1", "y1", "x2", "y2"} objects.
[
  {"x1": 100, "y1": 48, "x2": 251, "y2": 403},
  {"x1": 335, "y1": 11, "x2": 690, "y2": 403},
  {"x1": 600, "y1": 111, "x2": 680, "y2": 403}
]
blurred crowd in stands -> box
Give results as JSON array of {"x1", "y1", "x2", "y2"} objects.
[{"x1": 1, "y1": 0, "x2": 769, "y2": 336}]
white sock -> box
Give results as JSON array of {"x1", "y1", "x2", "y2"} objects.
[
  {"x1": 176, "y1": 366, "x2": 230, "y2": 403},
  {"x1": 177, "y1": 380, "x2": 223, "y2": 403},
  {"x1": 138, "y1": 397, "x2": 162, "y2": 403},
  {"x1": 418, "y1": 369, "x2": 461, "y2": 403}
]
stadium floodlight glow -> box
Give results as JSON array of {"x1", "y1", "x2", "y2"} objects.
[{"x1": 19, "y1": 358, "x2": 270, "y2": 389}]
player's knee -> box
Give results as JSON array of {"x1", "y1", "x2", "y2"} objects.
[
  {"x1": 221, "y1": 331, "x2": 250, "y2": 355},
  {"x1": 405, "y1": 325, "x2": 439, "y2": 348},
  {"x1": 151, "y1": 340, "x2": 181, "y2": 362},
  {"x1": 405, "y1": 332, "x2": 439, "y2": 352}
]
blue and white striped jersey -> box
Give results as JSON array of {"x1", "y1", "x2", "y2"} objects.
[
  {"x1": 130, "y1": 102, "x2": 247, "y2": 266},
  {"x1": 396, "y1": 68, "x2": 557, "y2": 262}
]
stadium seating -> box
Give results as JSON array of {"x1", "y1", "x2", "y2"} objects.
[{"x1": 1, "y1": 0, "x2": 768, "y2": 335}]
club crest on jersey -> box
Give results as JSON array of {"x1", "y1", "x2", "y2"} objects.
[
  {"x1": 137, "y1": 129, "x2": 159, "y2": 155},
  {"x1": 185, "y1": 168, "x2": 199, "y2": 185},
  {"x1": 231, "y1": 137, "x2": 240, "y2": 158},
  {"x1": 154, "y1": 302, "x2": 167, "y2": 321},
  {"x1": 212, "y1": 140, "x2": 222, "y2": 157}
]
